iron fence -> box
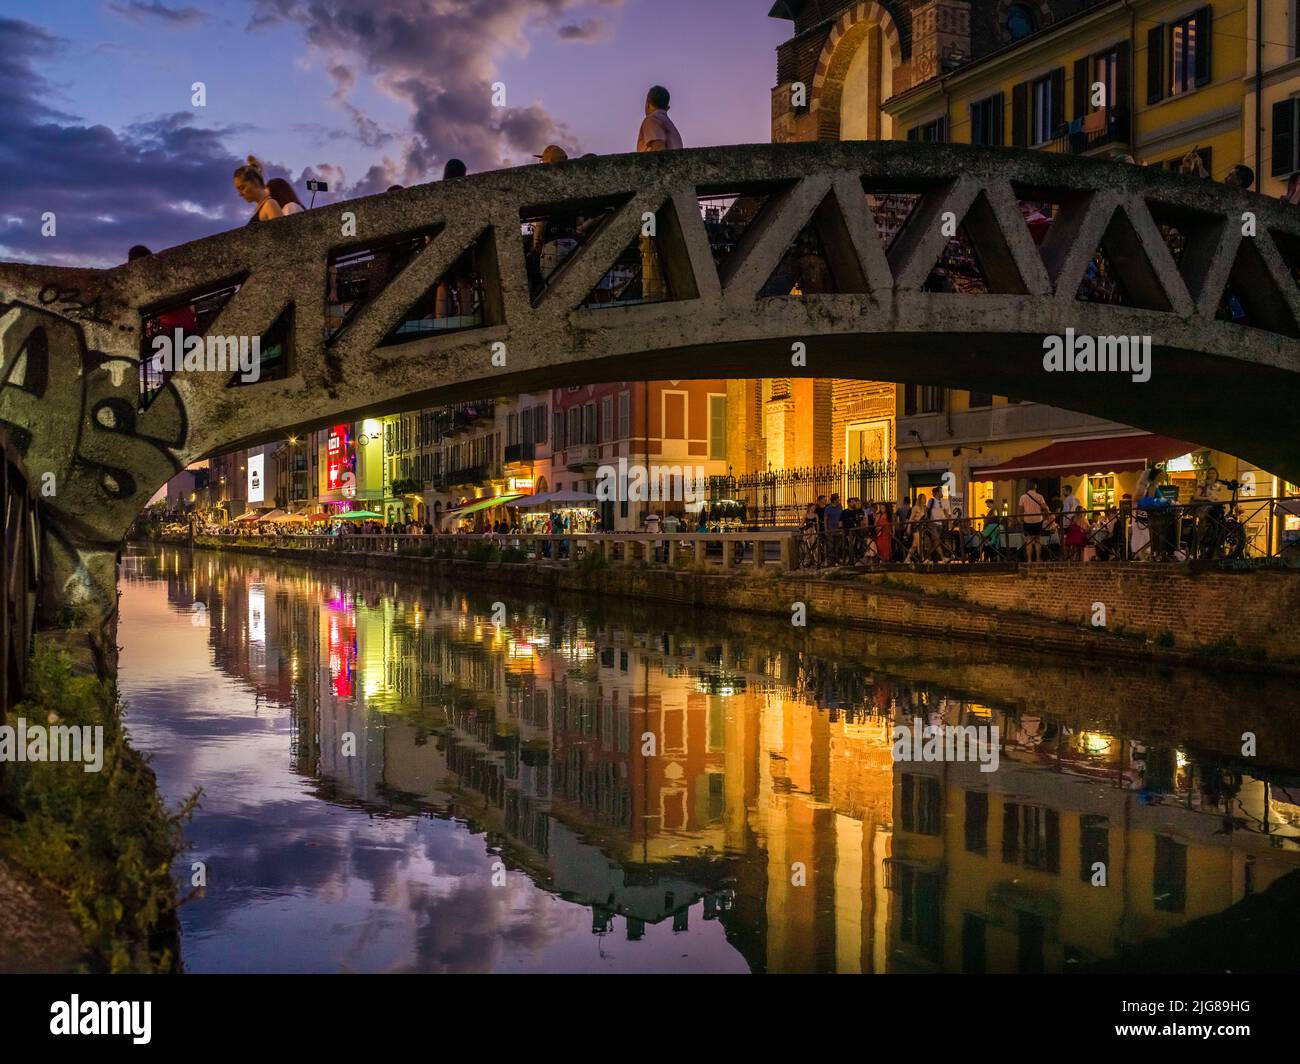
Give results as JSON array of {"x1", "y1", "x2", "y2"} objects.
[{"x1": 709, "y1": 460, "x2": 897, "y2": 528}]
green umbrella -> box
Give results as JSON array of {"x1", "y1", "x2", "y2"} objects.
[{"x1": 334, "y1": 510, "x2": 383, "y2": 520}]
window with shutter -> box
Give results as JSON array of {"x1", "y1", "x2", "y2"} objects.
[
  {"x1": 1074, "y1": 56, "x2": 1089, "y2": 119},
  {"x1": 970, "y1": 93, "x2": 1004, "y2": 146},
  {"x1": 1030, "y1": 73, "x2": 1057, "y2": 145},
  {"x1": 1002, "y1": 802, "x2": 1020, "y2": 863},
  {"x1": 1169, "y1": 12, "x2": 1202, "y2": 96}
]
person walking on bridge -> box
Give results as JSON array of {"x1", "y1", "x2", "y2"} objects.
[{"x1": 636, "y1": 86, "x2": 681, "y2": 302}]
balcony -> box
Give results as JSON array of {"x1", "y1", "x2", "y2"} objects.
[
  {"x1": 504, "y1": 441, "x2": 536, "y2": 465},
  {"x1": 564, "y1": 445, "x2": 600, "y2": 473},
  {"x1": 437, "y1": 463, "x2": 500, "y2": 490},
  {"x1": 1053, "y1": 109, "x2": 1130, "y2": 157},
  {"x1": 431, "y1": 399, "x2": 496, "y2": 441}
]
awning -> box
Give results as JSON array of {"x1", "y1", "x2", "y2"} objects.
[
  {"x1": 447, "y1": 494, "x2": 521, "y2": 518},
  {"x1": 506, "y1": 492, "x2": 552, "y2": 509},
  {"x1": 971, "y1": 434, "x2": 1198, "y2": 481}
]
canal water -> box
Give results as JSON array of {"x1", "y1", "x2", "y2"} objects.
[{"x1": 116, "y1": 546, "x2": 1300, "y2": 974}]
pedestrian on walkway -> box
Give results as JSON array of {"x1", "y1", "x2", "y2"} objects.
[{"x1": 1019, "y1": 479, "x2": 1049, "y2": 561}]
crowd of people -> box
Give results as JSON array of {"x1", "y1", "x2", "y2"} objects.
[{"x1": 793, "y1": 465, "x2": 1248, "y2": 567}]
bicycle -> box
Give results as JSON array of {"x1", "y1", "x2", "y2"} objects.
[{"x1": 1193, "y1": 479, "x2": 1247, "y2": 560}]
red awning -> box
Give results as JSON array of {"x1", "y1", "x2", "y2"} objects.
[{"x1": 970, "y1": 434, "x2": 1198, "y2": 481}]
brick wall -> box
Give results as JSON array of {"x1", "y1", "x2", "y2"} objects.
[{"x1": 859, "y1": 563, "x2": 1300, "y2": 662}]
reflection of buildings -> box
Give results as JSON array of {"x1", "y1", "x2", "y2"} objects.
[
  {"x1": 891, "y1": 708, "x2": 1300, "y2": 972},
  {"x1": 168, "y1": 551, "x2": 1300, "y2": 971}
]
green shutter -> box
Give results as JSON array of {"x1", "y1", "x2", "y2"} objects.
[
  {"x1": 1147, "y1": 24, "x2": 1165, "y2": 104},
  {"x1": 1012, "y1": 81, "x2": 1029, "y2": 147},
  {"x1": 1050, "y1": 67, "x2": 1065, "y2": 134},
  {"x1": 1194, "y1": 6, "x2": 1213, "y2": 86},
  {"x1": 1273, "y1": 99, "x2": 1297, "y2": 177}
]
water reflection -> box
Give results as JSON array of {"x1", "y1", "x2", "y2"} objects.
[{"x1": 118, "y1": 547, "x2": 1300, "y2": 973}]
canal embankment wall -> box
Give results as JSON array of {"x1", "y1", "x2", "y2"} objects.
[{"x1": 189, "y1": 538, "x2": 1300, "y2": 673}]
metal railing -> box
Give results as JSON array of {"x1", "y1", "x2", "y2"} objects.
[
  {"x1": 2, "y1": 430, "x2": 41, "y2": 782},
  {"x1": 193, "y1": 495, "x2": 1300, "y2": 575},
  {"x1": 197, "y1": 530, "x2": 800, "y2": 571},
  {"x1": 709, "y1": 459, "x2": 897, "y2": 528},
  {"x1": 786, "y1": 497, "x2": 1300, "y2": 569}
]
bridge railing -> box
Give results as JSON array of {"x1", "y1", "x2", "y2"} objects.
[
  {"x1": 2, "y1": 430, "x2": 41, "y2": 784},
  {"x1": 199, "y1": 531, "x2": 802, "y2": 570}
]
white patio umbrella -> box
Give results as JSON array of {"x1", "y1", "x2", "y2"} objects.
[{"x1": 506, "y1": 492, "x2": 554, "y2": 509}]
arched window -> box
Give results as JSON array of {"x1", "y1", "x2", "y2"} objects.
[{"x1": 1006, "y1": 4, "x2": 1038, "y2": 42}]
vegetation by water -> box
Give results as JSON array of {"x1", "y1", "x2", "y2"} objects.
[{"x1": 0, "y1": 644, "x2": 197, "y2": 972}]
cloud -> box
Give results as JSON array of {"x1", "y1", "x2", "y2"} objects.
[
  {"x1": 0, "y1": 18, "x2": 275, "y2": 266},
  {"x1": 248, "y1": 0, "x2": 620, "y2": 178},
  {"x1": 106, "y1": 0, "x2": 209, "y2": 27},
  {"x1": 556, "y1": 17, "x2": 611, "y2": 42}
]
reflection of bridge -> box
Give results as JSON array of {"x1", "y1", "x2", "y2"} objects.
[{"x1": 5, "y1": 142, "x2": 1300, "y2": 624}]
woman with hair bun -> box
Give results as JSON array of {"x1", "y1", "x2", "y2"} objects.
[
  {"x1": 267, "y1": 177, "x2": 305, "y2": 216},
  {"x1": 233, "y1": 155, "x2": 283, "y2": 222}
]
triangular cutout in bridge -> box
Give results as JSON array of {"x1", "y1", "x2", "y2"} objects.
[
  {"x1": 140, "y1": 274, "x2": 246, "y2": 409},
  {"x1": 697, "y1": 186, "x2": 782, "y2": 289},
  {"x1": 862, "y1": 189, "x2": 923, "y2": 255},
  {"x1": 1215, "y1": 237, "x2": 1299, "y2": 337},
  {"x1": 759, "y1": 190, "x2": 867, "y2": 297},
  {"x1": 1074, "y1": 206, "x2": 1171, "y2": 311},
  {"x1": 521, "y1": 197, "x2": 626, "y2": 304},
  {"x1": 382, "y1": 229, "x2": 497, "y2": 344},
  {"x1": 325, "y1": 226, "x2": 443, "y2": 343},
  {"x1": 920, "y1": 191, "x2": 1027, "y2": 295},
  {"x1": 228, "y1": 305, "x2": 292, "y2": 387},
  {"x1": 581, "y1": 201, "x2": 697, "y2": 309}
]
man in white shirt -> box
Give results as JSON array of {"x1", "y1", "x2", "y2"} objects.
[
  {"x1": 1060, "y1": 483, "x2": 1081, "y2": 527},
  {"x1": 636, "y1": 86, "x2": 681, "y2": 302},
  {"x1": 637, "y1": 86, "x2": 683, "y2": 153}
]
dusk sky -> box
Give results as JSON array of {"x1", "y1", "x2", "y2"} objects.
[{"x1": 1, "y1": 0, "x2": 787, "y2": 267}]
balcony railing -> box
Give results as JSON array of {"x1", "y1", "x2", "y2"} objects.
[
  {"x1": 504, "y1": 442, "x2": 536, "y2": 465},
  {"x1": 564, "y1": 445, "x2": 600, "y2": 472},
  {"x1": 435, "y1": 464, "x2": 500, "y2": 489},
  {"x1": 1053, "y1": 109, "x2": 1130, "y2": 156}
]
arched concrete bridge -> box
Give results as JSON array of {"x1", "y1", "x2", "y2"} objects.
[{"x1": 2, "y1": 140, "x2": 1298, "y2": 629}]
